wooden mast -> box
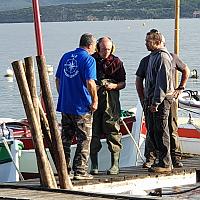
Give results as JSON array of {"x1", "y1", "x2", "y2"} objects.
[{"x1": 174, "y1": 0, "x2": 180, "y2": 87}]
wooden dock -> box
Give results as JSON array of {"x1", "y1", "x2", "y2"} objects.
[{"x1": 0, "y1": 155, "x2": 199, "y2": 199}]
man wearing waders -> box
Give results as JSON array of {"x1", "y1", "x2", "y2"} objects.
[{"x1": 90, "y1": 37, "x2": 126, "y2": 175}]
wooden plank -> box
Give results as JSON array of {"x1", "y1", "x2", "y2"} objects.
[
  {"x1": 0, "y1": 188, "x2": 123, "y2": 200},
  {"x1": 0, "y1": 155, "x2": 199, "y2": 199}
]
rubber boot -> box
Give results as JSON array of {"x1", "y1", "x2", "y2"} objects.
[
  {"x1": 65, "y1": 155, "x2": 72, "y2": 175},
  {"x1": 107, "y1": 152, "x2": 120, "y2": 175},
  {"x1": 90, "y1": 153, "x2": 98, "y2": 175}
]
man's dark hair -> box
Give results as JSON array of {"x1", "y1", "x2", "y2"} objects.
[
  {"x1": 79, "y1": 33, "x2": 95, "y2": 47},
  {"x1": 146, "y1": 29, "x2": 162, "y2": 43},
  {"x1": 150, "y1": 29, "x2": 159, "y2": 33}
]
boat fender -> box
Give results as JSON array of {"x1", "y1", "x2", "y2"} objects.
[
  {"x1": 0, "y1": 123, "x2": 12, "y2": 139},
  {"x1": 189, "y1": 69, "x2": 199, "y2": 79}
]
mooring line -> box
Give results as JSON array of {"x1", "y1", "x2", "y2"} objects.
[{"x1": 179, "y1": 106, "x2": 200, "y2": 115}]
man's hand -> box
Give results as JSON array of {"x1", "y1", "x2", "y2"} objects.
[
  {"x1": 104, "y1": 81, "x2": 125, "y2": 91},
  {"x1": 149, "y1": 104, "x2": 158, "y2": 112},
  {"x1": 87, "y1": 79, "x2": 98, "y2": 113},
  {"x1": 173, "y1": 88, "x2": 183, "y2": 99},
  {"x1": 105, "y1": 82, "x2": 117, "y2": 90},
  {"x1": 90, "y1": 101, "x2": 98, "y2": 113}
]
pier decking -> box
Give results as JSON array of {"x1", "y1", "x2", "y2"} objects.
[{"x1": 0, "y1": 155, "x2": 199, "y2": 199}]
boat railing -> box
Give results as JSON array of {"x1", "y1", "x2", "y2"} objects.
[{"x1": 183, "y1": 90, "x2": 199, "y2": 101}]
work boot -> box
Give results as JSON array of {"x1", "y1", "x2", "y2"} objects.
[
  {"x1": 148, "y1": 166, "x2": 173, "y2": 173},
  {"x1": 65, "y1": 155, "x2": 72, "y2": 175},
  {"x1": 107, "y1": 152, "x2": 120, "y2": 175},
  {"x1": 142, "y1": 159, "x2": 156, "y2": 169},
  {"x1": 90, "y1": 153, "x2": 98, "y2": 175},
  {"x1": 74, "y1": 172, "x2": 93, "y2": 180},
  {"x1": 173, "y1": 160, "x2": 183, "y2": 168}
]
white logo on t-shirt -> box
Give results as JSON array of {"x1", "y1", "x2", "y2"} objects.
[{"x1": 64, "y1": 54, "x2": 79, "y2": 78}]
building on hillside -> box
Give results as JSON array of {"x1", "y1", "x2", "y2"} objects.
[{"x1": 193, "y1": 11, "x2": 200, "y2": 18}]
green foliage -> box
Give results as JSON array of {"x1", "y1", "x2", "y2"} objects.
[
  {"x1": 0, "y1": 0, "x2": 112, "y2": 11},
  {"x1": 0, "y1": 0, "x2": 199, "y2": 23}
]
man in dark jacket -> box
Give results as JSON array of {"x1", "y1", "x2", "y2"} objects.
[
  {"x1": 90, "y1": 37, "x2": 126, "y2": 175},
  {"x1": 136, "y1": 30, "x2": 174, "y2": 173},
  {"x1": 136, "y1": 29, "x2": 190, "y2": 172}
]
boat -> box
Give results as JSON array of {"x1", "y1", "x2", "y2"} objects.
[
  {"x1": 178, "y1": 90, "x2": 200, "y2": 108},
  {"x1": 0, "y1": 108, "x2": 137, "y2": 179},
  {"x1": 0, "y1": 122, "x2": 24, "y2": 182},
  {"x1": 189, "y1": 69, "x2": 199, "y2": 79},
  {"x1": 1, "y1": 102, "x2": 200, "y2": 180},
  {"x1": 4, "y1": 68, "x2": 14, "y2": 77},
  {"x1": 47, "y1": 64, "x2": 53, "y2": 73},
  {"x1": 139, "y1": 110, "x2": 200, "y2": 156}
]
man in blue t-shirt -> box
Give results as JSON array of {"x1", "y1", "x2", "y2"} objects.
[{"x1": 55, "y1": 33, "x2": 98, "y2": 180}]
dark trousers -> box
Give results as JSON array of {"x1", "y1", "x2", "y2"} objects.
[
  {"x1": 144, "y1": 99, "x2": 182, "y2": 163},
  {"x1": 61, "y1": 112, "x2": 93, "y2": 175},
  {"x1": 169, "y1": 100, "x2": 182, "y2": 161},
  {"x1": 145, "y1": 97, "x2": 173, "y2": 167},
  {"x1": 90, "y1": 87, "x2": 122, "y2": 155}
]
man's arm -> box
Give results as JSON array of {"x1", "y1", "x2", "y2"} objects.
[
  {"x1": 173, "y1": 64, "x2": 190, "y2": 99},
  {"x1": 86, "y1": 79, "x2": 98, "y2": 112},
  {"x1": 150, "y1": 57, "x2": 170, "y2": 112},
  {"x1": 178, "y1": 64, "x2": 190, "y2": 88},
  {"x1": 105, "y1": 58, "x2": 126, "y2": 91},
  {"x1": 135, "y1": 76, "x2": 145, "y2": 105}
]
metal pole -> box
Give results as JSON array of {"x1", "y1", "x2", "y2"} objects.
[
  {"x1": 32, "y1": 0, "x2": 44, "y2": 56},
  {"x1": 174, "y1": 0, "x2": 180, "y2": 87},
  {"x1": 32, "y1": 0, "x2": 46, "y2": 112}
]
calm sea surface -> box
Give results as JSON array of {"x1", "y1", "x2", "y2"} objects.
[
  {"x1": 0, "y1": 18, "x2": 200, "y2": 119},
  {"x1": 0, "y1": 18, "x2": 200, "y2": 198}
]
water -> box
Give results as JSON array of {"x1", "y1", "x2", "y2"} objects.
[{"x1": 0, "y1": 18, "x2": 200, "y2": 119}]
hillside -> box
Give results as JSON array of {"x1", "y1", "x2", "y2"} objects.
[
  {"x1": 0, "y1": 0, "x2": 200, "y2": 23},
  {"x1": 0, "y1": 0, "x2": 111, "y2": 11}
]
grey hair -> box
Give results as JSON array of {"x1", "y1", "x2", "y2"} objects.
[
  {"x1": 161, "y1": 34, "x2": 166, "y2": 45},
  {"x1": 79, "y1": 33, "x2": 96, "y2": 47}
]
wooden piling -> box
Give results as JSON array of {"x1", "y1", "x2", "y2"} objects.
[
  {"x1": 36, "y1": 55, "x2": 73, "y2": 189},
  {"x1": 24, "y1": 57, "x2": 56, "y2": 167},
  {"x1": 38, "y1": 99, "x2": 57, "y2": 166},
  {"x1": 12, "y1": 60, "x2": 57, "y2": 189},
  {"x1": 24, "y1": 57, "x2": 40, "y2": 125},
  {"x1": 24, "y1": 56, "x2": 56, "y2": 183}
]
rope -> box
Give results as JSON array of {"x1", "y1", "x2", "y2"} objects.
[
  {"x1": 179, "y1": 106, "x2": 200, "y2": 115},
  {"x1": 1, "y1": 137, "x2": 24, "y2": 181},
  {"x1": 178, "y1": 107, "x2": 200, "y2": 133},
  {"x1": 189, "y1": 120, "x2": 200, "y2": 132},
  {"x1": 162, "y1": 184, "x2": 200, "y2": 196},
  {"x1": 120, "y1": 118, "x2": 145, "y2": 163}
]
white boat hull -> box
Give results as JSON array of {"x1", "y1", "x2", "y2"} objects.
[
  {"x1": 19, "y1": 134, "x2": 138, "y2": 174},
  {"x1": 180, "y1": 137, "x2": 200, "y2": 155},
  {"x1": 0, "y1": 139, "x2": 23, "y2": 182},
  {"x1": 19, "y1": 120, "x2": 200, "y2": 175},
  {"x1": 2, "y1": 104, "x2": 200, "y2": 178}
]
